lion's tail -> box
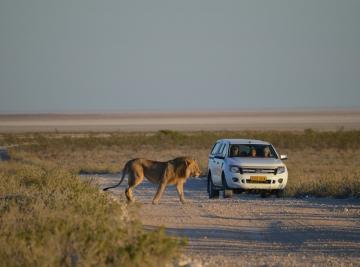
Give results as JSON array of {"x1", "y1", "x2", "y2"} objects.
[{"x1": 103, "y1": 161, "x2": 130, "y2": 191}]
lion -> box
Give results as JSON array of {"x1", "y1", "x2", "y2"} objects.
[{"x1": 103, "y1": 157, "x2": 201, "y2": 204}]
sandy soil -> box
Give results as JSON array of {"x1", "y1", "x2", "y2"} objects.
[
  {"x1": 94, "y1": 174, "x2": 360, "y2": 267},
  {"x1": 1, "y1": 110, "x2": 360, "y2": 132}
]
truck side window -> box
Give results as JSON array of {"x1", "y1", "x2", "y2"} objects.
[
  {"x1": 218, "y1": 143, "x2": 226, "y2": 156},
  {"x1": 220, "y1": 143, "x2": 228, "y2": 157},
  {"x1": 210, "y1": 142, "x2": 221, "y2": 155}
]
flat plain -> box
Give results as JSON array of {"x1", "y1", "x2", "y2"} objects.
[
  {"x1": 1, "y1": 109, "x2": 360, "y2": 132},
  {"x1": 1, "y1": 110, "x2": 360, "y2": 266}
]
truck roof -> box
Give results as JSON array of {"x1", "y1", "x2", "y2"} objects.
[{"x1": 217, "y1": 139, "x2": 271, "y2": 145}]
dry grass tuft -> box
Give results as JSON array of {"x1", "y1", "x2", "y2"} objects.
[
  {"x1": 0, "y1": 129, "x2": 359, "y2": 266},
  {"x1": 284, "y1": 148, "x2": 360, "y2": 197},
  {"x1": 0, "y1": 161, "x2": 184, "y2": 267},
  {"x1": 1, "y1": 130, "x2": 359, "y2": 198}
]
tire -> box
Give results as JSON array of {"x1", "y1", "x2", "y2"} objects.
[
  {"x1": 276, "y1": 189, "x2": 284, "y2": 198},
  {"x1": 208, "y1": 173, "x2": 219, "y2": 199},
  {"x1": 223, "y1": 189, "x2": 233, "y2": 198},
  {"x1": 207, "y1": 172, "x2": 211, "y2": 193},
  {"x1": 222, "y1": 173, "x2": 233, "y2": 198}
]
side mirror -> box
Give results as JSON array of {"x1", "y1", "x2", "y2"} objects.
[
  {"x1": 280, "y1": 154, "x2": 288, "y2": 160},
  {"x1": 214, "y1": 154, "x2": 225, "y2": 159}
]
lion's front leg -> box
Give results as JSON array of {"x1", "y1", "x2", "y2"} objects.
[
  {"x1": 152, "y1": 182, "x2": 167, "y2": 205},
  {"x1": 176, "y1": 181, "x2": 186, "y2": 204}
]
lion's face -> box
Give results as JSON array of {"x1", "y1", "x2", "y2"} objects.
[{"x1": 187, "y1": 159, "x2": 201, "y2": 177}]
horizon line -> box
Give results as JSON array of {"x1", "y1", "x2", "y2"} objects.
[{"x1": 1, "y1": 106, "x2": 360, "y2": 116}]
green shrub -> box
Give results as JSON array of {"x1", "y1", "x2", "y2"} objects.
[{"x1": 0, "y1": 162, "x2": 183, "y2": 267}]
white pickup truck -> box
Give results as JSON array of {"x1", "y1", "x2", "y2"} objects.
[{"x1": 207, "y1": 139, "x2": 288, "y2": 198}]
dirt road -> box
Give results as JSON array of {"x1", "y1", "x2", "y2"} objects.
[{"x1": 97, "y1": 174, "x2": 360, "y2": 267}]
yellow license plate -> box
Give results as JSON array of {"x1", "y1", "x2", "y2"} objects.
[{"x1": 250, "y1": 176, "x2": 267, "y2": 182}]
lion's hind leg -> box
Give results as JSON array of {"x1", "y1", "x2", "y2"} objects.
[
  {"x1": 125, "y1": 188, "x2": 133, "y2": 202},
  {"x1": 125, "y1": 170, "x2": 144, "y2": 202}
]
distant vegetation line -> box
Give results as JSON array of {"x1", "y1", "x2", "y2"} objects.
[
  {"x1": 1, "y1": 129, "x2": 359, "y2": 199},
  {"x1": 1, "y1": 129, "x2": 360, "y2": 150},
  {"x1": 0, "y1": 129, "x2": 359, "y2": 266}
]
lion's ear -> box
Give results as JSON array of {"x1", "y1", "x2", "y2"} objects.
[{"x1": 185, "y1": 159, "x2": 192, "y2": 167}]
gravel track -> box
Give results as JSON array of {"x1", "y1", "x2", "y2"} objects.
[{"x1": 96, "y1": 174, "x2": 360, "y2": 267}]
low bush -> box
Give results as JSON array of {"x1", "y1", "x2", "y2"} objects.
[
  {"x1": 0, "y1": 161, "x2": 183, "y2": 267},
  {"x1": 1, "y1": 129, "x2": 360, "y2": 151}
]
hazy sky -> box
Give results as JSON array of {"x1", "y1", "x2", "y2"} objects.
[{"x1": 0, "y1": 0, "x2": 359, "y2": 113}]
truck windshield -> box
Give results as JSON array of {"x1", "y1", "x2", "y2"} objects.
[{"x1": 228, "y1": 144, "x2": 278, "y2": 158}]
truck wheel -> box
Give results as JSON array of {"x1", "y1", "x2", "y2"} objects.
[
  {"x1": 276, "y1": 189, "x2": 284, "y2": 198},
  {"x1": 207, "y1": 172, "x2": 211, "y2": 193},
  {"x1": 208, "y1": 174, "x2": 219, "y2": 199},
  {"x1": 222, "y1": 173, "x2": 233, "y2": 198},
  {"x1": 223, "y1": 189, "x2": 233, "y2": 198}
]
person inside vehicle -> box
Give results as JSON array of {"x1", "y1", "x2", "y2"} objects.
[
  {"x1": 250, "y1": 147, "x2": 257, "y2": 157},
  {"x1": 230, "y1": 145, "x2": 240, "y2": 157},
  {"x1": 263, "y1": 147, "x2": 271, "y2": 157}
]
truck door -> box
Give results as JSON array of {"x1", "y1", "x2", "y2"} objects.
[
  {"x1": 212, "y1": 142, "x2": 228, "y2": 186},
  {"x1": 208, "y1": 141, "x2": 222, "y2": 183}
]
